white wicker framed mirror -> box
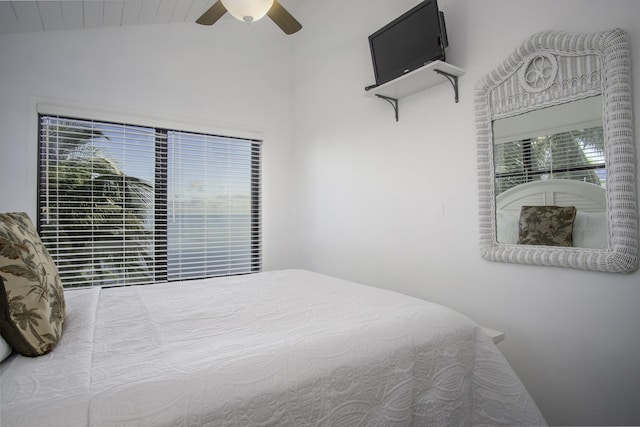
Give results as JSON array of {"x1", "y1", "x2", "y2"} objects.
[{"x1": 475, "y1": 29, "x2": 638, "y2": 273}]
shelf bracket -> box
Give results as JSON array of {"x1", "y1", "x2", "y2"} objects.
[
  {"x1": 375, "y1": 94, "x2": 399, "y2": 121},
  {"x1": 434, "y1": 69, "x2": 459, "y2": 103}
]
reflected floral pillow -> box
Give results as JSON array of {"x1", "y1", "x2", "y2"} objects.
[{"x1": 518, "y1": 206, "x2": 577, "y2": 247}]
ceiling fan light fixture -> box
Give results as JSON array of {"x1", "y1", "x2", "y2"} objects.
[{"x1": 221, "y1": 0, "x2": 275, "y2": 24}]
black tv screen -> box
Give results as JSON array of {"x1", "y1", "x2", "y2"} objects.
[{"x1": 368, "y1": 0, "x2": 447, "y2": 86}]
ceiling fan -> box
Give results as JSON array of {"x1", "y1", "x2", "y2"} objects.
[{"x1": 196, "y1": 0, "x2": 302, "y2": 35}]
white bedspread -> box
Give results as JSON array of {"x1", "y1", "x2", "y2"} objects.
[{"x1": 1, "y1": 269, "x2": 546, "y2": 426}]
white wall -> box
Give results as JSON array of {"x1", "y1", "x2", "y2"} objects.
[
  {"x1": 291, "y1": 0, "x2": 640, "y2": 425},
  {"x1": 0, "y1": 19, "x2": 295, "y2": 271}
]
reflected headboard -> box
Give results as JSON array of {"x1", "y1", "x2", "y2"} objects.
[
  {"x1": 496, "y1": 179, "x2": 607, "y2": 248},
  {"x1": 496, "y1": 179, "x2": 606, "y2": 213}
]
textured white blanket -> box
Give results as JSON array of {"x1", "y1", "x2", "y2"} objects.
[{"x1": 1, "y1": 269, "x2": 546, "y2": 426}]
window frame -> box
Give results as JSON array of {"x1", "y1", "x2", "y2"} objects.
[{"x1": 35, "y1": 102, "x2": 262, "y2": 288}]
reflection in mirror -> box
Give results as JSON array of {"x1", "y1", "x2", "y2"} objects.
[
  {"x1": 492, "y1": 96, "x2": 607, "y2": 248},
  {"x1": 475, "y1": 29, "x2": 638, "y2": 272}
]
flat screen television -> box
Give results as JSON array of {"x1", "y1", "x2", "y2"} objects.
[{"x1": 368, "y1": 0, "x2": 448, "y2": 88}]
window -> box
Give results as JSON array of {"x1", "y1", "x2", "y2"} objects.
[
  {"x1": 491, "y1": 95, "x2": 606, "y2": 196},
  {"x1": 493, "y1": 126, "x2": 605, "y2": 195},
  {"x1": 38, "y1": 114, "x2": 261, "y2": 288}
]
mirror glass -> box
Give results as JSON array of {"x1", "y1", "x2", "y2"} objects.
[
  {"x1": 492, "y1": 96, "x2": 607, "y2": 248},
  {"x1": 475, "y1": 29, "x2": 638, "y2": 273}
]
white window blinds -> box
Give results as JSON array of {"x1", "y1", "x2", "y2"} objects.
[
  {"x1": 167, "y1": 131, "x2": 261, "y2": 281},
  {"x1": 38, "y1": 115, "x2": 261, "y2": 288}
]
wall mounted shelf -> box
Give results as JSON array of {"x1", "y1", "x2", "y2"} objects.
[{"x1": 364, "y1": 60, "x2": 465, "y2": 121}]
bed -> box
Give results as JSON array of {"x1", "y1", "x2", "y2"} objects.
[
  {"x1": 0, "y1": 269, "x2": 545, "y2": 426},
  {"x1": 1, "y1": 214, "x2": 546, "y2": 426},
  {"x1": 496, "y1": 179, "x2": 608, "y2": 248}
]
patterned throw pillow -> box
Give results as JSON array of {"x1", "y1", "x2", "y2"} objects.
[
  {"x1": 0, "y1": 212, "x2": 66, "y2": 357},
  {"x1": 518, "y1": 206, "x2": 577, "y2": 247}
]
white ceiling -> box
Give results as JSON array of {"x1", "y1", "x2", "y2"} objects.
[{"x1": 0, "y1": 0, "x2": 303, "y2": 35}]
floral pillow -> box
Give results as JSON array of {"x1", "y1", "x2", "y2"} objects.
[
  {"x1": 518, "y1": 206, "x2": 577, "y2": 247},
  {"x1": 0, "y1": 212, "x2": 66, "y2": 357}
]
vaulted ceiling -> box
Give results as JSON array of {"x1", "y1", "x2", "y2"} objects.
[{"x1": 0, "y1": 0, "x2": 303, "y2": 35}]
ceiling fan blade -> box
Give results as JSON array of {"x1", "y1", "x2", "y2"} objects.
[
  {"x1": 267, "y1": 1, "x2": 302, "y2": 35},
  {"x1": 196, "y1": 1, "x2": 227, "y2": 26}
]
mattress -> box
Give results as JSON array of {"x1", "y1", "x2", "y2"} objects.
[{"x1": 1, "y1": 269, "x2": 546, "y2": 426}]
